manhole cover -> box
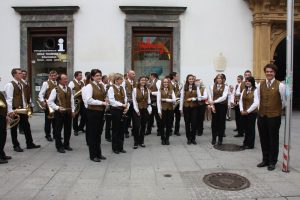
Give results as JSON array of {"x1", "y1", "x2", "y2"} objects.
[
  {"x1": 164, "y1": 174, "x2": 172, "y2": 177},
  {"x1": 203, "y1": 172, "x2": 250, "y2": 191},
  {"x1": 214, "y1": 144, "x2": 243, "y2": 151}
]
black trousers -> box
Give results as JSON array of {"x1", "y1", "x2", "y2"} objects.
[
  {"x1": 241, "y1": 113, "x2": 257, "y2": 148},
  {"x1": 10, "y1": 114, "x2": 33, "y2": 148},
  {"x1": 111, "y1": 108, "x2": 126, "y2": 151},
  {"x1": 44, "y1": 108, "x2": 54, "y2": 137},
  {"x1": 132, "y1": 109, "x2": 149, "y2": 145},
  {"x1": 73, "y1": 100, "x2": 86, "y2": 132},
  {"x1": 0, "y1": 115, "x2": 7, "y2": 157},
  {"x1": 234, "y1": 105, "x2": 244, "y2": 134},
  {"x1": 53, "y1": 111, "x2": 72, "y2": 150},
  {"x1": 257, "y1": 115, "x2": 281, "y2": 165},
  {"x1": 146, "y1": 104, "x2": 161, "y2": 134},
  {"x1": 183, "y1": 107, "x2": 198, "y2": 141},
  {"x1": 211, "y1": 103, "x2": 227, "y2": 142},
  {"x1": 105, "y1": 109, "x2": 112, "y2": 140},
  {"x1": 86, "y1": 109, "x2": 105, "y2": 159},
  {"x1": 171, "y1": 104, "x2": 181, "y2": 133},
  {"x1": 196, "y1": 104, "x2": 207, "y2": 134},
  {"x1": 160, "y1": 110, "x2": 174, "y2": 142},
  {"x1": 124, "y1": 102, "x2": 133, "y2": 135}
]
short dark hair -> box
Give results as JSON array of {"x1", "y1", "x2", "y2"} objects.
[
  {"x1": 169, "y1": 72, "x2": 177, "y2": 80},
  {"x1": 102, "y1": 75, "x2": 107, "y2": 81},
  {"x1": 49, "y1": 70, "x2": 58, "y2": 75},
  {"x1": 57, "y1": 73, "x2": 67, "y2": 82},
  {"x1": 11, "y1": 68, "x2": 21, "y2": 77},
  {"x1": 21, "y1": 69, "x2": 27, "y2": 73},
  {"x1": 90, "y1": 69, "x2": 102, "y2": 78},
  {"x1": 85, "y1": 71, "x2": 90, "y2": 77},
  {"x1": 264, "y1": 64, "x2": 278, "y2": 73},
  {"x1": 237, "y1": 75, "x2": 243, "y2": 80},
  {"x1": 74, "y1": 71, "x2": 82, "y2": 78},
  {"x1": 245, "y1": 76, "x2": 256, "y2": 89},
  {"x1": 244, "y1": 70, "x2": 252, "y2": 74},
  {"x1": 150, "y1": 73, "x2": 158, "y2": 79}
]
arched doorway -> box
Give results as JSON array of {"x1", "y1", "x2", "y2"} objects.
[{"x1": 273, "y1": 36, "x2": 300, "y2": 110}]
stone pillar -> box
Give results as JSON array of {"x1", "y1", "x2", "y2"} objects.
[{"x1": 253, "y1": 20, "x2": 271, "y2": 80}]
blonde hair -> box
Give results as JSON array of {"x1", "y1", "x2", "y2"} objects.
[{"x1": 113, "y1": 73, "x2": 123, "y2": 84}]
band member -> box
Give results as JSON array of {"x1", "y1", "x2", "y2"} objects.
[
  {"x1": 239, "y1": 76, "x2": 259, "y2": 150},
  {"x1": 179, "y1": 75, "x2": 200, "y2": 145},
  {"x1": 5, "y1": 68, "x2": 41, "y2": 152},
  {"x1": 84, "y1": 69, "x2": 107, "y2": 162},
  {"x1": 68, "y1": 71, "x2": 86, "y2": 136},
  {"x1": 104, "y1": 73, "x2": 115, "y2": 142},
  {"x1": 122, "y1": 70, "x2": 136, "y2": 138},
  {"x1": 146, "y1": 73, "x2": 161, "y2": 136},
  {"x1": 83, "y1": 72, "x2": 91, "y2": 85},
  {"x1": 257, "y1": 64, "x2": 285, "y2": 171},
  {"x1": 232, "y1": 75, "x2": 244, "y2": 137},
  {"x1": 195, "y1": 79, "x2": 208, "y2": 136},
  {"x1": 132, "y1": 76, "x2": 152, "y2": 149},
  {"x1": 108, "y1": 73, "x2": 128, "y2": 154},
  {"x1": 157, "y1": 78, "x2": 176, "y2": 145},
  {"x1": 209, "y1": 74, "x2": 229, "y2": 145},
  {"x1": 0, "y1": 91, "x2": 12, "y2": 164},
  {"x1": 48, "y1": 74, "x2": 75, "y2": 153},
  {"x1": 170, "y1": 72, "x2": 181, "y2": 136},
  {"x1": 38, "y1": 70, "x2": 58, "y2": 141}
]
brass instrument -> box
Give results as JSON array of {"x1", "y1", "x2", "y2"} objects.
[
  {"x1": 173, "y1": 98, "x2": 180, "y2": 109},
  {"x1": 74, "y1": 89, "x2": 82, "y2": 115},
  {"x1": 36, "y1": 99, "x2": 46, "y2": 110},
  {"x1": 6, "y1": 106, "x2": 32, "y2": 129},
  {"x1": 7, "y1": 115, "x2": 20, "y2": 129},
  {"x1": 0, "y1": 99, "x2": 6, "y2": 108},
  {"x1": 36, "y1": 99, "x2": 54, "y2": 119}
]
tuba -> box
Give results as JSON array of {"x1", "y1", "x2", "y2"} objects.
[{"x1": 73, "y1": 90, "x2": 82, "y2": 115}]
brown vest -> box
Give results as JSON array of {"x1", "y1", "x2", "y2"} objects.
[
  {"x1": 183, "y1": 85, "x2": 198, "y2": 108},
  {"x1": 198, "y1": 87, "x2": 206, "y2": 105},
  {"x1": 149, "y1": 79, "x2": 158, "y2": 101},
  {"x1": 45, "y1": 80, "x2": 57, "y2": 100},
  {"x1": 87, "y1": 83, "x2": 106, "y2": 111},
  {"x1": 161, "y1": 89, "x2": 174, "y2": 110},
  {"x1": 0, "y1": 92, "x2": 8, "y2": 117},
  {"x1": 136, "y1": 88, "x2": 148, "y2": 109},
  {"x1": 259, "y1": 80, "x2": 282, "y2": 117},
  {"x1": 20, "y1": 80, "x2": 30, "y2": 104},
  {"x1": 213, "y1": 84, "x2": 227, "y2": 104},
  {"x1": 55, "y1": 86, "x2": 72, "y2": 112},
  {"x1": 11, "y1": 81, "x2": 24, "y2": 109},
  {"x1": 125, "y1": 79, "x2": 136, "y2": 100},
  {"x1": 113, "y1": 85, "x2": 125, "y2": 106},
  {"x1": 73, "y1": 80, "x2": 84, "y2": 93},
  {"x1": 172, "y1": 82, "x2": 180, "y2": 98},
  {"x1": 242, "y1": 88, "x2": 257, "y2": 113}
]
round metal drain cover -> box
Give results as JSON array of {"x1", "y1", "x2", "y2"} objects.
[
  {"x1": 203, "y1": 172, "x2": 250, "y2": 191},
  {"x1": 214, "y1": 144, "x2": 243, "y2": 152}
]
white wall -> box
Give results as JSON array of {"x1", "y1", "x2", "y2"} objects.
[{"x1": 0, "y1": 0, "x2": 253, "y2": 89}]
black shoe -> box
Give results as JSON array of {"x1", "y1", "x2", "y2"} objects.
[
  {"x1": 239, "y1": 145, "x2": 246, "y2": 150},
  {"x1": 14, "y1": 146, "x2": 24, "y2": 152},
  {"x1": 57, "y1": 148, "x2": 66, "y2": 153},
  {"x1": 145, "y1": 131, "x2": 151, "y2": 135},
  {"x1": 192, "y1": 140, "x2": 197, "y2": 145},
  {"x1": 74, "y1": 131, "x2": 79, "y2": 136},
  {"x1": 174, "y1": 132, "x2": 181, "y2": 136},
  {"x1": 120, "y1": 150, "x2": 126, "y2": 153},
  {"x1": 223, "y1": 133, "x2": 226, "y2": 137},
  {"x1": 211, "y1": 140, "x2": 216, "y2": 145},
  {"x1": 197, "y1": 132, "x2": 203, "y2": 136},
  {"x1": 125, "y1": 134, "x2": 130, "y2": 138},
  {"x1": 234, "y1": 134, "x2": 244, "y2": 137},
  {"x1": 165, "y1": 140, "x2": 170, "y2": 145},
  {"x1": 157, "y1": 132, "x2": 161, "y2": 136},
  {"x1": 233, "y1": 129, "x2": 238, "y2": 132},
  {"x1": 64, "y1": 146, "x2": 73, "y2": 151},
  {"x1": 139, "y1": 144, "x2": 146, "y2": 148},
  {"x1": 113, "y1": 150, "x2": 119, "y2": 154},
  {"x1": 27, "y1": 144, "x2": 41, "y2": 149},
  {"x1": 268, "y1": 164, "x2": 276, "y2": 171},
  {"x1": 91, "y1": 157, "x2": 101, "y2": 162},
  {"x1": 0, "y1": 158, "x2": 8, "y2": 164},
  {"x1": 78, "y1": 129, "x2": 86, "y2": 133},
  {"x1": 133, "y1": 145, "x2": 138, "y2": 149},
  {"x1": 19, "y1": 131, "x2": 25, "y2": 135},
  {"x1": 99, "y1": 155, "x2": 106, "y2": 160},
  {"x1": 1, "y1": 155, "x2": 12, "y2": 160},
  {"x1": 45, "y1": 136, "x2": 53, "y2": 142},
  {"x1": 187, "y1": 140, "x2": 192, "y2": 145},
  {"x1": 161, "y1": 140, "x2": 166, "y2": 145},
  {"x1": 106, "y1": 138, "x2": 112, "y2": 142},
  {"x1": 217, "y1": 141, "x2": 222, "y2": 145},
  {"x1": 257, "y1": 161, "x2": 268, "y2": 168}
]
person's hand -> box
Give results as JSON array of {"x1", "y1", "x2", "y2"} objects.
[
  {"x1": 41, "y1": 101, "x2": 46, "y2": 108},
  {"x1": 241, "y1": 111, "x2": 248, "y2": 115},
  {"x1": 159, "y1": 113, "x2": 162, "y2": 119},
  {"x1": 186, "y1": 98, "x2": 192, "y2": 102},
  {"x1": 6, "y1": 116, "x2": 12, "y2": 124},
  {"x1": 180, "y1": 111, "x2": 184, "y2": 116},
  {"x1": 102, "y1": 102, "x2": 108, "y2": 106},
  {"x1": 8, "y1": 112, "x2": 15, "y2": 118},
  {"x1": 59, "y1": 107, "x2": 66, "y2": 112},
  {"x1": 208, "y1": 100, "x2": 214, "y2": 105},
  {"x1": 123, "y1": 103, "x2": 127, "y2": 108},
  {"x1": 211, "y1": 106, "x2": 216, "y2": 113},
  {"x1": 71, "y1": 112, "x2": 76, "y2": 118},
  {"x1": 136, "y1": 111, "x2": 140, "y2": 116}
]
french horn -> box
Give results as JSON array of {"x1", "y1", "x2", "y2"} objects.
[
  {"x1": 6, "y1": 105, "x2": 32, "y2": 129},
  {"x1": 6, "y1": 115, "x2": 20, "y2": 129},
  {"x1": 74, "y1": 90, "x2": 82, "y2": 115}
]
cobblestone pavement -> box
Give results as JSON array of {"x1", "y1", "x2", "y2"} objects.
[{"x1": 0, "y1": 112, "x2": 300, "y2": 200}]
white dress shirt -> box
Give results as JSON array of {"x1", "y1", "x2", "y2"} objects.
[
  {"x1": 239, "y1": 88, "x2": 259, "y2": 113},
  {"x1": 68, "y1": 79, "x2": 83, "y2": 94},
  {"x1": 198, "y1": 87, "x2": 208, "y2": 102},
  {"x1": 85, "y1": 81, "x2": 106, "y2": 106},
  {"x1": 256, "y1": 78, "x2": 286, "y2": 109},
  {"x1": 81, "y1": 85, "x2": 88, "y2": 108},
  {"x1": 132, "y1": 87, "x2": 152, "y2": 114},
  {"x1": 157, "y1": 89, "x2": 176, "y2": 114},
  {"x1": 208, "y1": 84, "x2": 229, "y2": 104},
  {"x1": 47, "y1": 84, "x2": 75, "y2": 112},
  {"x1": 179, "y1": 85, "x2": 201, "y2": 111},
  {"x1": 107, "y1": 84, "x2": 128, "y2": 107},
  {"x1": 38, "y1": 80, "x2": 57, "y2": 102},
  {"x1": 4, "y1": 79, "x2": 27, "y2": 113}
]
